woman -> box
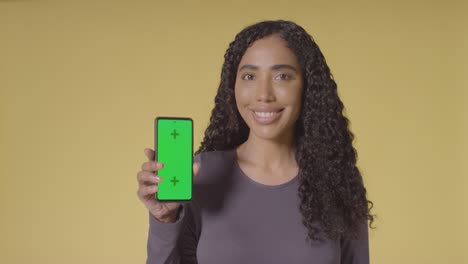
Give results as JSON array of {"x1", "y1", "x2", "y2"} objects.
[{"x1": 137, "y1": 20, "x2": 375, "y2": 264}]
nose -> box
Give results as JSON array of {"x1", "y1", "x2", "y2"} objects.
[{"x1": 255, "y1": 78, "x2": 275, "y2": 102}]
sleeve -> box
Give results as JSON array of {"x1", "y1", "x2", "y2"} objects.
[
  {"x1": 340, "y1": 221, "x2": 370, "y2": 264},
  {"x1": 146, "y1": 153, "x2": 203, "y2": 264}
]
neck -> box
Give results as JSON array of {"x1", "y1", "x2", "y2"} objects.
[{"x1": 236, "y1": 130, "x2": 297, "y2": 170}]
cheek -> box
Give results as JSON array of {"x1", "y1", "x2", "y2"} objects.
[
  {"x1": 234, "y1": 85, "x2": 245, "y2": 115},
  {"x1": 234, "y1": 86, "x2": 251, "y2": 124},
  {"x1": 277, "y1": 84, "x2": 303, "y2": 104},
  {"x1": 281, "y1": 84, "x2": 303, "y2": 122},
  {"x1": 234, "y1": 85, "x2": 251, "y2": 107},
  {"x1": 234, "y1": 85, "x2": 241, "y2": 108},
  {"x1": 293, "y1": 86, "x2": 304, "y2": 118}
]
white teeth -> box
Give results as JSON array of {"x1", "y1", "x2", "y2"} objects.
[{"x1": 254, "y1": 111, "x2": 277, "y2": 117}]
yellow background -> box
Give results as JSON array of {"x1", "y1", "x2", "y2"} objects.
[{"x1": 1, "y1": 0, "x2": 466, "y2": 263}]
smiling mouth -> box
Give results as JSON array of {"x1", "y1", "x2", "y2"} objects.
[{"x1": 251, "y1": 109, "x2": 284, "y2": 124}]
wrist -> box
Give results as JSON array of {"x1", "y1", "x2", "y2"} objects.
[{"x1": 153, "y1": 207, "x2": 181, "y2": 224}]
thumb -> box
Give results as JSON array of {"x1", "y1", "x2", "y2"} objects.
[
  {"x1": 144, "y1": 148, "x2": 155, "y2": 161},
  {"x1": 193, "y1": 162, "x2": 201, "y2": 177}
]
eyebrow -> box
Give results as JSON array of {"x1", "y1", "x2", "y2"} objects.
[{"x1": 238, "y1": 64, "x2": 299, "y2": 73}]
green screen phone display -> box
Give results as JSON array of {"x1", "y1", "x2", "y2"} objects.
[{"x1": 155, "y1": 117, "x2": 193, "y2": 201}]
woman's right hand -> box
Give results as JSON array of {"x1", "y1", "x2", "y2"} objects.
[{"x1": 137, "y1": 148, "x2": 200, "y2": 223}]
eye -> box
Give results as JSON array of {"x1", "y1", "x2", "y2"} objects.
[
  {"x1": 275, "y1": 73, "x2": 291, "y2": 80},
  {"x1": 241, "y1": 74, "x2": 255, "y2": 80}
]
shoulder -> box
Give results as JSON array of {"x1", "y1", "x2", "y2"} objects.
[
  {"x1": 193, "y1": 149, "x2": 236, "y2": 184},
  {"x1": 193, "y1": 149, "x2": 235, "y2": 166}
]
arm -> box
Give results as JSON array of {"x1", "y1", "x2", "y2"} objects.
[
  {"x1": 146, "y1": 202, "x2": 200, "y2": 264},
  {"x1": 340, "y1": 221, "x2": 370, "y2": 264},
  {"x1": 146, "y1": 154, "x2": 203, "y2": 264}
]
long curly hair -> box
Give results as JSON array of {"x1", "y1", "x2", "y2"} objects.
[{"x1": 195, "y1": 20, "x2": 376, "y2": 243}]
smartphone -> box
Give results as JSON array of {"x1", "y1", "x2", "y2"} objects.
[{"x1": 154, "y1": 117, "x2": 193, "y2": 202}]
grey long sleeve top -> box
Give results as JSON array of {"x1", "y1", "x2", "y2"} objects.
[{"x1": 146, "y1": 149, "x2": 369, "y2": 264}]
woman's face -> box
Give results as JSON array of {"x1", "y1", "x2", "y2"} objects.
[{"x1": 234, "y1": 34, "x2": 304, "y2": 142}]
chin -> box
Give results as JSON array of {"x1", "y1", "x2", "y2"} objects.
[{"x1": 250, "y1": 125, "x2": 289, "y2": 141}]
